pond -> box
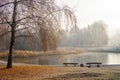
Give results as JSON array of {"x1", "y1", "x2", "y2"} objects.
[{"x1": 3, "y1": 52, "x2": 120, "y2": 65}]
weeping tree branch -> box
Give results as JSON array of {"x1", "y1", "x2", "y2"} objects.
[
  {"x1": 0, "y1": 27, "x2": 29, "y2": 38},
  {"x1": 0, "y1": 31, "x2": 10, "y2": 38},
  {"x1": 0, "y1": 1, "x2": 21, "y2": 8},
  {"x1": 15, "y1": 35, "x2": 33, "y2": 38},
  {"x1": 0, "y1": 2, "x2": 14, "y2": 7},
  {"x1": 0, "y1": 17, "x2": 11, "y2": 25},
  {"x1": 15, "y1": 27, "x2": 29, "y2": 32}
]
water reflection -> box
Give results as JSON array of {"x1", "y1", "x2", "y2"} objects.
[
  {"x1": 3, "y1": 52, "x2": 120, "y2": 65},
  {"x1": 107, "y1": 53, "x2": 120, "y2": 64}
]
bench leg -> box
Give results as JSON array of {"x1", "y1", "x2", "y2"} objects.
[
  {"x1": 88, "y1": 66, "x2": 91, "y2": 68},
  {"x1": 87, "y1": 64, "x2": 91, "y2": 68},
  {"x1": 97, "y1": 64, "x2": 100, "y2": 67}
]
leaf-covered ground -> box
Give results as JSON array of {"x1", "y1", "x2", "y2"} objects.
[{"x1": 0, "y1": 66, "x2": 120, "y2": 80}]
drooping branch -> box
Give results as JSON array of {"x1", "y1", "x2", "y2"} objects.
[
  {"x1": 0, "y1": 31, "x2": 10, "y2": 38},
  {"x1": 0, "y1": 1, "x2": 21, "y2": 8},
  {"x1": 15, "y1": 35, "x2": 33, "y2": 38},
  {"x1": 0, "y1": 17, "x2": 11, "y2": 25},
  {"x1": 15, "y1": 27, "x2": 29, "y2": 32},
  {"x1": 16, "y1": 15, "x2": 43, "y2": 24},
  {"x1": 0, "y1": 2, "x2": 14, "y2": 7}
]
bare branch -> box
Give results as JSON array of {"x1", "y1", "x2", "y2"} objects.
[
  {"x1": 16, "y1": 16, "x2": 31, "y2": 23},
  {"x1": 0, "y1": 31, "x2": 10, "y2": 38},
  {"x1": 0, "y1": 1, "x2": 21, "y2": 8},
  {"x1": 1, "y1": 17, "x2": 11, "y2": 26},
  {"x1": 0, "y1": 2, "x2": 14, "y2": 7},
  {"x1": 16, "y1": 15, "x2": 43, "y2": 24},
  {"x1": 43, "y1": 9, "x2": 64, "y2": 19},
  {"x1": 15, "y1": 27, "x2": 29, "y2": 32},
  {"x1": 0, "y1": 27, "x2": 30, "y2": 38},
  {"x1": 15, "y1": 35, "x2": 33, "y2": 38}
]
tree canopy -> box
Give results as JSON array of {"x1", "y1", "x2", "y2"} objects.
[{"x1": 0, "y1": 0, "x2": 77, "y2": 68}]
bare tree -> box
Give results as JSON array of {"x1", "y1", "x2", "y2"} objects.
[{"x1": 0, "y1": 0, "x2": 76, "y2": 68}]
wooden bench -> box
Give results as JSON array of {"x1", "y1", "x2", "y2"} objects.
[
  {"x1": 86, "y1": 62, "x2": 102, "y2": 68},
  {"x1": 63, "y1": 63, "x2": 78, "y2": 67}
]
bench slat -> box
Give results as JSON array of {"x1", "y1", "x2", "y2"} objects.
[
  {"x1": 86, "y1": 62, "x2": 102, "y2": 68},
  {"x1": 63, "y1": 63, "x2": 78, "y2": 67},
  {"x1": 63, "y1": 63, "x2": 78, "y2": 64},
  {"x1": 86, "y1": 62, "x2": 102, "y2": 64}
]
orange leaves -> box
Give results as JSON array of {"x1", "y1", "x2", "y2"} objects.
[
  {"x1": 0, "y1": 66, "x2": 65, "y2": 80},
  {"x1": 0, "y1": 66, "x2": 120, "y2": 80}
]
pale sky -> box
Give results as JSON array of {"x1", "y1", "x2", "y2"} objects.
[{"x1": 57, "y1": 0, "x2": 120, "y2": 37}]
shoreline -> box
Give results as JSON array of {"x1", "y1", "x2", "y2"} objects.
[
  {"x1": 0, "y1": 50, "x2": 83, "y2": 58},
  {"x1": 1, "y1": 60, "x2": 120, "y2": 68}
]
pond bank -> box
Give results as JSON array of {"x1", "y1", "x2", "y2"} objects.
[{"x1": 0, "y1": 49, "x2": 83, "y2": 58}]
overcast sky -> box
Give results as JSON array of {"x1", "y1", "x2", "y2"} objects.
[{"x1": 57, "y1": 0, "x2": 120, "y2": 37}]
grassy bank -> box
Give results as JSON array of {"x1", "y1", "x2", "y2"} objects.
[
  {"x1": 0, "y1": 66, "x2": 120, "y2": 80},
  {"x1": 0, "y1": 51, "x2": 39, "y2": 58},
  {"x1": 39, "y1": 49, "x2": 83, "y2": 56},
  {"x1": 0, "y1": 49, "x2": 83, "y2": 58}
]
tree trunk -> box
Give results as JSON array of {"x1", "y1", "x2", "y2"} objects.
[
  {"x1": 7, "y1": 27, "x2": 15, "y2": 68},
  {"x1": 7, "y1": 0, "x2": 17, "y2": 68}
]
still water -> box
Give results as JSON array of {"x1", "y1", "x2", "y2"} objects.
[{"x1": 12, "y1": 52, "x2": 120, "y2": 65}]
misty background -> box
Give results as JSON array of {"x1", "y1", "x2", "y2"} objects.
[
  {"x1": 0, "y1": 0, "x2": 120, "y2": 51},
  {"x1": 57, "y1": 0, "x2": 120, "y2": 48}
]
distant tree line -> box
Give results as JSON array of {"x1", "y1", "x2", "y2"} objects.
[{"x1": 60, "y1": 21, "x2": 109, "y2": 47}]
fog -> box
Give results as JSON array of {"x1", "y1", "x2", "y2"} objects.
[
  {"x1": 1, "y1": 0, "x2": 120, "y2": 52},
  {"x1": 56, "y1": 0, "x2": 120, "y2": 48},
  {"x1": 60, "y1": 20, "x2": 109, "y2": 48},
  {"x1": 57, "y1": 0, "x2": 120, "y2": 37}
]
